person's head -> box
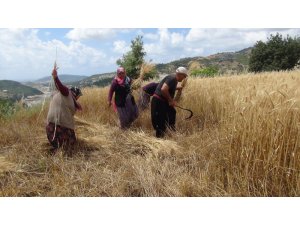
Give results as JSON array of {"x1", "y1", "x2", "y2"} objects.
[
  {"x1": 70, "y1": 86, "x2": 83, "y2": 100},
  {"x1": 117, "y1": 67, "x2": 126, "y2": 79},
  {"x1": 175, "y1": 67, "x2": 188, "y2": 82}
]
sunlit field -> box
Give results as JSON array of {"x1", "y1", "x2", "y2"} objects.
[{"x1": 0, "y1": 70, "x2": 299, "y2": 196}]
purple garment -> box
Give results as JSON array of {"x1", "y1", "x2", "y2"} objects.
[
  {"x1": 108, "y1": 76, "x2": 131, "y2": 103},
  {"x1": 138, "y1": 90, "x2": 151, "y2": 111},
  {"x1": 54, "y1": 76, "x2": 69, "y2": 96},
  {"x1": 116, "y1": 94, "x2": 139, "y2": 129},
  {"x1": 142, "y1": 82, "x2": 159, "y2": 96},
  {"x1": 108, "y1": 79, "x2": 118, "y2": 102}
]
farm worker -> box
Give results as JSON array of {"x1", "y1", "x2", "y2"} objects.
[
  {"x1": 46, "y1": 67, "x2": 83, "y2": 155},
  {"x1": 151, "y1": 67, "x2": 188, "y2": 138},
  {"x1": 108, "y1": 67, "x2": 139, "y2": 129},
  {"x1": 138, "y1": 82, "x2": 159, "y2": 111}
]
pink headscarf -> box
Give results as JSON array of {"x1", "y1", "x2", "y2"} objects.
[
  {"x1": 117, "y1": 67, "x2": 125, "y2": 75},
  {"x1": 115, "y1": 67, "x2": 126, "y2": 85}
]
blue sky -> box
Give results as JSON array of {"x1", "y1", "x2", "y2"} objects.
[{"x1": 0, "y1": 28, "x2": 299, "y2": 81}]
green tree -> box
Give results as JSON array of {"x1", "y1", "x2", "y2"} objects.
[
  {"x1": 249, "y1": 33, "x2": 300, "y2": 72},
  {"x1": 116, "y1": 36, "x2": 146, "y2": 79}
]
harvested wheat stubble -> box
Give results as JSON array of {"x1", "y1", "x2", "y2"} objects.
[
  {"x1": 75, "y1": 116, "x2": 181, "y2": 157},
  {"x1": 0, "y1": 156, "x2": 17, "y2": 174}
]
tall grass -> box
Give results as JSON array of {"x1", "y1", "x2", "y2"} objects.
[{"x1": 0, "y1": 70, "x2": 299, "y2": 196}]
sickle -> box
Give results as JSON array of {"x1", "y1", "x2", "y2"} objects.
[{"x1": 175, "y1": 105, "x2": 193, "y2": 120}]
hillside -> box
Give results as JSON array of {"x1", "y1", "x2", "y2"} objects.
[
  {"x1": 156, "y1": 47, "x2": 252, "y2": 74},
  {"x1": 72, "y1": 72, "x2": 115, "y2": 88},
  {"x1": 0, "y1": 70, "x2": 299, "y2": 196},
  {"x1": 36, "y1": 74, "x2": 88, "y2": 84},
  {"x1": 0, "y1": 80, "x2": 43, "y2": 100},
  {"x1": 71, "y1": 47, "x2": 252, "y2": 88}
]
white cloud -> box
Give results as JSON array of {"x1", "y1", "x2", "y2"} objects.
[
  {"x1": 66, "y1": 28, "x2": 133, "y2": 41},
  {"x1": 144, "y1": 29, "x2": 193, "y2": 63},
  {"x1": 158, "y1": 28, "x2": 170, "y2": 44},
  {"x1": 66, "y1": 28, "x2": 116, "y2": 41},
  {"x1": 144, "y1": 43, "x2": 165, "y2": 55},
  {"x1": 186, "y1": 47, "x2": 204, "y2": 55},
  {"x1": 0, "y1": 29, "x2": 108, "y2": 80},
  {"x1": 109, "y1": 56, "x2": 119, "y2": 65},
  {"x1": 143, "y1": 28, "x2": 300, "y2": 64},
  {"x1": 185, "y1": 28, "x2": 300, "y2": 55},
  {"x1": 1, "y1": 28, "x2": 300, "y2": 81},
  {"x1": 243, "y1": 31, "x2": 269, "y2": 44},
  {"x1": 144, "y1": 33, "x2": 159, "y2": 41},
  {"x1": 171, "y1": 32, "x2": 184, "y2": 46},
  {"x1": 185, "y1": 28, "x2": 206, "y2": 42},
  {"x1": 113, "y1": 40, "x2": 130, "y2": 54}
]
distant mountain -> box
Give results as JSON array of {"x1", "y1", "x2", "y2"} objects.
[
  {"x1": 0, "y1": 80, "x2": 43, "y2": 101},
  {"x1": 71, "y1": 72, "x2": 115, "y2": 88},
  {"x1": 156, "y1": 47, "x2": 252, "y2": 75},
  {"x1": 36, "y1": 74, "x2": 88, "y2": 84}
]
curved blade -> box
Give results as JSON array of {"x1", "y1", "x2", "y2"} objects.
[{"x1": 176, "y1": 105, "x2": 193, "y2": 120}]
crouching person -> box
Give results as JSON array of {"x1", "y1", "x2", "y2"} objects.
[
  {"x1": 138, "y1": 82, "x2": 159, "y2": 111},
  {"x1": 108, "y1": 67, "x2": 139, "y2": 129},
  {"x1": 46, "y1": 67, "x2": 83, "y2": 155}
]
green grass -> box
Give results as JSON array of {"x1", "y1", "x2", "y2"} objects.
[{"x1": 0, "y1": 99, "x2": 15, "y2": 118}]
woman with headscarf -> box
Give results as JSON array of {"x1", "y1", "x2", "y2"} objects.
[
  {"x1": 46, "y1": 67, "x2": 83, "y2": 154},
  {"x1": 108, "y1": 67, "x2": 139, "y2": 129}
]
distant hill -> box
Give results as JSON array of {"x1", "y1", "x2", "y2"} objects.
[
  {"x1": 69, "y1": 47, "x2": 253, "y2": 88},
  {"x1": 156, "y1": 47, "x2": 252, "y2": 75},
  {"x1": 36, "y1": 74, "x2": 88, "y2": 84},
  {"x1": 0, "y1": 80, "x2": 43, "y2": 101},
  {"x1": 72, "y1": 72, "x2": 115, "y2": 88}
]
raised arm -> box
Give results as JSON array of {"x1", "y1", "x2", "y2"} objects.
[{"x1": 52, "y1": 69, "x2": 69, "y2": 96}]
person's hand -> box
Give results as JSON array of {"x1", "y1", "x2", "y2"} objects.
[
  {"x1": 177, "y1": 86, "x2": 183, "y2": 91},
  {"x1": 52, "y1": 69, "x2": 58, "y2": 79},
  {"x1": 169, "y1": 100, "x2": 177, "y2": 107}
]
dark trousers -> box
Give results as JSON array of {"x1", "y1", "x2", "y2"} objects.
[{"x1": 151, "y1": 97, "x2": 176, "y2": 138}]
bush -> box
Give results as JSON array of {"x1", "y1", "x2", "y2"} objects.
[
  {"x1": 190, "y1": 66, "x2": 219, "y2": 77},
  {"x1": 0, "y1": 99, "x2": 15, "y2": 118}
]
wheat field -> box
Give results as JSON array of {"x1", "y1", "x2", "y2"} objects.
[{"x1": 0, "y1": 70, "x2": 299, "y2": 196}]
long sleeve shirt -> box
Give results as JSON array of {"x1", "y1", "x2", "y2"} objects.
[
  {"x1": 108, "y1": 79, "x2": 118, "y2": 102},
  {"x1": 54, "y1": 76, "x2": 69, "y2": 97},
  {"x1": 142, "y1": 82, "x2": 159, "y2": 96}
]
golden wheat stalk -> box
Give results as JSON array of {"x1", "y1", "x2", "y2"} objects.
[
  {"x1": 174, "y1": 77, "x2": 188, "y2": 102},
  {"x1": 131, "y1": 62, "x2": 155, "y2": 90}
]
